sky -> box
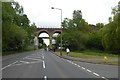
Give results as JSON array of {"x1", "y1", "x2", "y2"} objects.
[
  {"x1": 15, "y1": 0, "x2": 119, "y2": 28},
  {"x1": 14, "y1": 0, "x2": 119, "y2": 46}
]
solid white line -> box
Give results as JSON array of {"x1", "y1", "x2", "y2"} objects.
[
  {"x1": 43, "y1": 61, "x2": 45, "y2": 68},
  {"x1": 30, "y1": 60, "x2": 41, "y2": 64},
  {"x1": 44, "y1": 76, "x2": 47, "y2": 80},
  {"x1": 93, "y1": 72, "x2": 100, "y2": 76},
  {"x1": 1, "y1": 61, "x2": 18, "y2": 70},
  {"x1": 82, "y1": 67, "x2": 85, "y2": 70},
  {"x1": 23, "y1": 56, "x2": 29, "y2": 59},
  {"x1": 20, "y1": 61, "x2": 29, "y2": 64},
  {"x1": 26, "y1": 57, "x2": 41, "y2": 61},
  {"x1": 86, "y1": 69, "x2": 92, "y2": 72}
]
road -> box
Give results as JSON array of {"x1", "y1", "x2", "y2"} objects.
[{"x1": 1, "y1": 49, "x2": 119, "y2": 80}]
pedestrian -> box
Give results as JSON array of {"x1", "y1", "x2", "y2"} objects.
[{"x1": 66, "y1": 48, "x2": 70, "y2": 55}]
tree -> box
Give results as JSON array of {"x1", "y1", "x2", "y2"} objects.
[
  {"x1": 87, "y1": 32, "x2": 103, "y2": 50},
  {"x1": 2, "y1": 2, "x2": 36, "y2": 52},
  {"x1": 57, "y1": 10, "x2": 89, "y2": 51},
  {"x1": 102, "y1": 1, "x2": 120, "y2": 53}
]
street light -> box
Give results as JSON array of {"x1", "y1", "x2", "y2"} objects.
[{"x1": 51, "y1": 7, "x2": 62, "y2": 56}]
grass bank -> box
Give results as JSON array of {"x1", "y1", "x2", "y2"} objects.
[
  {"x1": 62, "y1": 50, "x2": 118, "y2": 58},
  {"x1": 59, "y1": 50, "x2": 119, "y2": 65}
]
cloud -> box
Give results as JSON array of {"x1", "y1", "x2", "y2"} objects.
[{"x1": 15, "y1": 0, "x2": 119, "y2": 27}]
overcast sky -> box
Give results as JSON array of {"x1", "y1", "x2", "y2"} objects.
[{"x1": 15, "y1": 0, "x2": 119, "y2": 28}]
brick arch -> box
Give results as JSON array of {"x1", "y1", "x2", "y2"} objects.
[
  {"x1": 37, "y1": 28, "x2": 63, "y2": 37},
  {"x1": 36, "y1": 28, "x2": 63, "y2": 47},
  {"x1": 52, "y1": 30, "x2": 62, "y2": 35},
  {"x1": 37, "y1": 29, "x2": 50, "y2": 37}
]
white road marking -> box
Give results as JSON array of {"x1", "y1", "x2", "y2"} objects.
[
  {"x1": 66, "y1": 60, "x2": 108, "y2": 80},
  {"x1": 71, "y1": 62, "x2": 74, "y2": 64},
  {"x1": 42, "y1": 55, "x2": 44, "y2": 59},
  {"x1": 23, "y1": 56, "x2": 29, "y2": 59},
  {"x1": 20, "y1": 61, "x2": 29, "y2": 64},
  {"x1": 67, "y1": 60, "x2": 70, "y2": 62},
  {"x1": 101, "y1": 77, "x2": 105, "y2": 79},
  {"x1": 25, "y1": 57, "x2": 42, "y2": 61},
  {"x1": 93, "y1": 72, "x2": 100, "y2": 76},
  {"x1": 44, "y1": 76, "x2": 47, "y2": 80},
  {"x1": 13, "y1": 60, "x2": 41, "y2": 66},
  {"x1": 81, "y1": 67, "x2": 85, "y2": 70},
  {"x1": 101, "y1": 77, "x2": 109, "y2": 80},
  {"x1": 1, "y1": 61, "x2": 18, "y2": 70},
  {"x1": 31, "y1": 57, "x2": 42, "y2": 59},
  {"x1": 74, "y1": 64, "x2": 77, "y2": 65},
  {"x1": 30, "y1": 61, "x2": 41, "y2": 64},
  {"x1": 86, "y1": 69, "x2": 92, "y2": 72},
  {"x1": 43, "y1": 61, "x2": 45, "y2": 68}
]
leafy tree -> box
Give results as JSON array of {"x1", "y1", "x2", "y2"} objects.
[
  {"x1": 57, "y1": 10, "x2": 89, "y2": 51},
  {"x1": 87, "y1": 32, "x2": 103, "y2": 50},
  {"x1": 102, "y1": 1, "x2": 120, "y2": 53},
  {"x1": 57, "y1": 1, "x2": 120, "y2": 53},
  {"x1": 2, "y1": 2, "x2": 37, "y2": 52},
  {"x1": 95, "y1": 23, "x2": 104, "y2": 30}
]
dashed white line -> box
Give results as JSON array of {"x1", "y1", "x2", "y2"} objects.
[
  {"x1": 43, "y1": 61, "x2": 46, "y2": 68},
  {"x1": 74, "y1": 63, "x2": 77, "y2": 65},
  {"x1": 42, "y1": 55, "x2": 44, "y2": 59},
  {"x1": 81, "y1": 67, "x2": 86, "y2": 70},
  {"x1": 93, "y1": 72, "x2": 100, "y2": 77},
  {"x1": 77, "y1": 65, "x2": 81, "y2": 67},
  {"x1": 71, "y1": 62, "x2": 74, "y2": 64},
  {"x1": 101, "y1": 77, "x2": 109, "y2": 80},
  {"x1": 44, "y1": 76, "x2": 47, "y2": 80},
  {"x1": 86, "y1": 69, "x2": 92, "y2": 72},
  {"x1": 1, "y1": 61, "x2": 18, "y2": 70},
  {"x1": 101, "y1": 76, "x2": 106, "y2": 79},
  {"x1": 67, "y1": 60, "x2": 70, "y2": 62},
  {"x1": 66, "y1": 60, "x2": 108, "y2": 80}
]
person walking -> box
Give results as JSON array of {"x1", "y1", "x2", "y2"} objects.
[{"x1": 66, "y1": 48, "x2": 70, "y2": 55}]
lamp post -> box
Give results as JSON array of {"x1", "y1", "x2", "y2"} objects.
[{"x1": 51, "y1": 7, "x2": 62, "y2": 56}]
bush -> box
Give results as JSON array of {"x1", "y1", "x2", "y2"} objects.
[
  {"x1": 2, "y1": 22, "x2": 28, "y2": 51},
  {"x1": 87, "y1": 32, "x2": 104, "y2": 50}
]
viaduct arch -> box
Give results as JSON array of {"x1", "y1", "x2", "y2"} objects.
[{"x1": 36, "y1": 28, "x2": 63, "y2": 47}]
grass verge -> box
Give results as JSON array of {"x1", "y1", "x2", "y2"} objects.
[
  {"x1": 57, "y1": 50, "x2": 119, "y2": 65},
  {"x1": 62, "y1": 51, "x2": 118, "y2": 59}
]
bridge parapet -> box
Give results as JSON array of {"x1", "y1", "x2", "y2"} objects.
[{"x1": 37, "y1": 28, "x2": 63, "y2": 36}]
